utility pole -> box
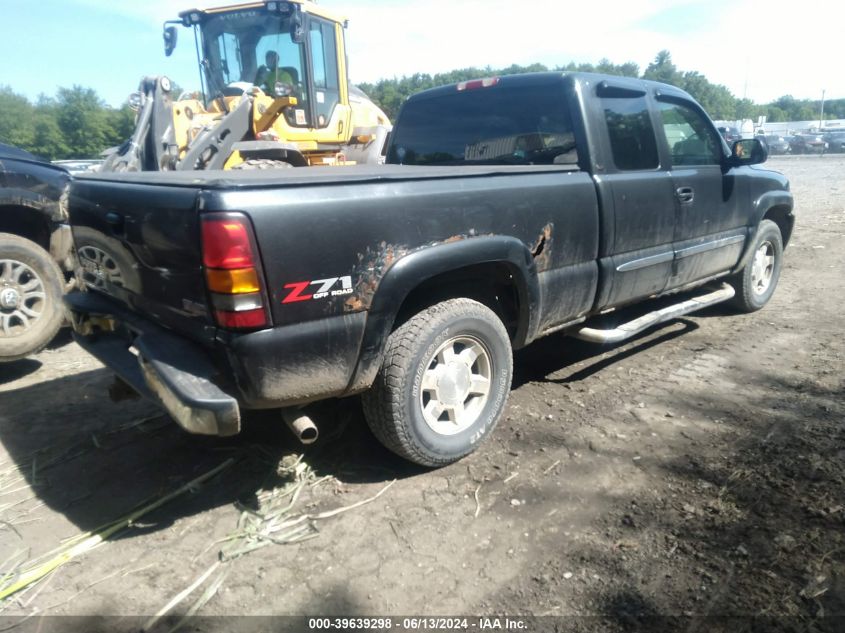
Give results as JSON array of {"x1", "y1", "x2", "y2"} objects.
[{"x1": 819, "y1": 89, "x2": 826, "y2": 130}]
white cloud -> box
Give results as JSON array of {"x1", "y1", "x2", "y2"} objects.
[
  {"x1": 333, "y1": 0, "x2": 842, "y2": 102},
  {"x1": 69, "y1": 0, "x2": 843, "y2": 102}
]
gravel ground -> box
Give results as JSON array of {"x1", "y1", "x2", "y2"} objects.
[{"x1": 0, "y1": 155, "x2": 842, "y2": 632}]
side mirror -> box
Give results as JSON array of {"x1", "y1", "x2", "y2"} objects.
[
  {"x1": 290, "y1": 12, "x2": 305, "y2": 43},
  {"x1": 730, "y1": 138, "x2": 768, "y2": 166},
  {"x1": 163, "y1": 26, "x2": 178, "y2": 57}
]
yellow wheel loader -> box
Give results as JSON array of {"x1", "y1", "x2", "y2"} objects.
[{"x1": 102, "y1": 0, "x2": 391, "y2": 172}]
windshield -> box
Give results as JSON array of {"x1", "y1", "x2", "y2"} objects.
[{"x1": 199, "y1": 9, "x2": 306, "y2": 97}]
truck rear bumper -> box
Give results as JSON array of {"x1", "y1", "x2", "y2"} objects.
[{"x1": 65, "y1": 291, "x2": 240, "y2": 436}]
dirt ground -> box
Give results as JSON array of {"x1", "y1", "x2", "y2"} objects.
[{"x1": 0, "y1": 155, "x2": 843, "y2": 632}]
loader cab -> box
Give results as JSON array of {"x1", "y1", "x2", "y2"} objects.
[{"x1": 176, "y1": 1, "x2": 350, "y2": 141}]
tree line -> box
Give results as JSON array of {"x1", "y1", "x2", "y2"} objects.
[
  {"x1": 0, "y1": 86, "x2": 135, "y2": 161},
  {"x1": 1, "y1": 51, "x2": 841, "y2": 161}
]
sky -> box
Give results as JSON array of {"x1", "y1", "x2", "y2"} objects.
[{"x1": 1, "y1": 0, "x2": 842, "y2": 107}]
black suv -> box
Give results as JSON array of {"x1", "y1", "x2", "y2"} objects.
[{"x1": 0, "y1": 144, "x2": 73, "y2": 361}]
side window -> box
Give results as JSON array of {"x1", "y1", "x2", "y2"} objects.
[
  {"x1": 256, "y1": 35, "x2": 306, "y2": 89},
  {"x1": 658, "y1": 101, "x2": 721, "y2": 166},
  {"x1": 309, "y1": 28, "x2": 326, "y2": 88},
  {"x1": 254, "y1": 31, "x2": 309, "y2": 128},
  {"x1": 601, "y1": 97, "x2": 659, "y2": 171},
  {"x1": 309, "y1": 19, "x2": 340, "y2": 129},
  {"x1": 217, "y1": 33, "x2": 241, "y2": 83}
]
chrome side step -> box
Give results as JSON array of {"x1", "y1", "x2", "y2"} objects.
[{"x1": 573, "y1": 283, "x2": 735, "y2": 344}]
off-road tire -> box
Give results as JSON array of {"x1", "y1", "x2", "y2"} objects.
[
  {"x1": 231, "y1": 159, "x2": 294, "y2": 170},
  {"x1": 729, "y1": 219, "x2": 784, "y2": 313},
  {"x1": 0, "y1": 233, "x2": 65, "y2": 362},
  {"x1": 362, "y1": 298, "x2": 513, "y2": 467}
]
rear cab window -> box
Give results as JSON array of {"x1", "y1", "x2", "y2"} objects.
[{"x1": 387, "y1": 81, "x2": 578, "y2": 167}]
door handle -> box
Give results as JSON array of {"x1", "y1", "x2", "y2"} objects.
[{"x1": 676, "y1": 186, "x2": 695, "y2": 203}]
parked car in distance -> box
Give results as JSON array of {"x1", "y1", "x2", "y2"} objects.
[
  {"x1": 789, "y1": 133, "x2": 827, "y2": 154},
  {"x1": 717, "y1": 126, "x2": 742, "y2": 143},
  {"x1": 763, "y1": 134, "x2": 791, "y2": 155},
  {"x1": 0, "y1": 144, "x2": 73, "y2": 361},
  {"x1": 822, "y1": 131, "x2": 845, "y2": 153},
  {"x1": 52, "y1": 159, "x2": 103, "y2": 175}
]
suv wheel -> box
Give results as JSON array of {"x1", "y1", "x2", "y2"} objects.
[
  {"x1": 362, "y1": 298, "x2": 513, "y2": 467},
  {"x1": 0, "y1": 233, "x2": 65, "y2": 362}
]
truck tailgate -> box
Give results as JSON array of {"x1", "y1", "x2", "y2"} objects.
[{"x1": 69, "y1": 178, "x2": 215, "y2": 342}]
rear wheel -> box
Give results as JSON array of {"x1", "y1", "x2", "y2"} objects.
[
  {"x1": 0, "y1": 233, "x2": 65, "y2": 362},
  {"x1": 729, "y1": 219, "x2": 783, "y2": 313},
  {"x1": 362, "y1": 298, "x2": 513, "y2": 467}
]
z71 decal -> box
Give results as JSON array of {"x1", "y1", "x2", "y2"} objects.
[{"x1": 282, "y1": 276, "x2": 353, "y2": 304}]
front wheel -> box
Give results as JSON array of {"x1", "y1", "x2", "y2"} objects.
[
  {"x1": 729, "y1": 219, "x2": 784, "y2": 313},
  {"x1": 362, "y1": 298, "x2": 513, "y2": 467},
  {"x1": 0, "y1": 233, "x2": 65, "y2": 362}
]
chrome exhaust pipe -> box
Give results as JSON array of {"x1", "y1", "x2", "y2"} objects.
[{"x1": 281, "y1": 408, "x2": 319, "y2": 445}]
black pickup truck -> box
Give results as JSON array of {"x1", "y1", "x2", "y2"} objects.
[{"x1": 65, "y1": 72, "x2": 794, "y2": 466}]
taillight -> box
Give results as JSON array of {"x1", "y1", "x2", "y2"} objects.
[
  {"x1": 201, "y1": 213, "x2": 269, "y2": 330},
  {"x1": 205, "y1": 268, "x2": 261, "y2": 294},
  {"x1": 214, "y1": 307, "x2": 267, "y2": 329},
  {"x1": 202, "y1": 219, "x2": 254, "y2": 268}
]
